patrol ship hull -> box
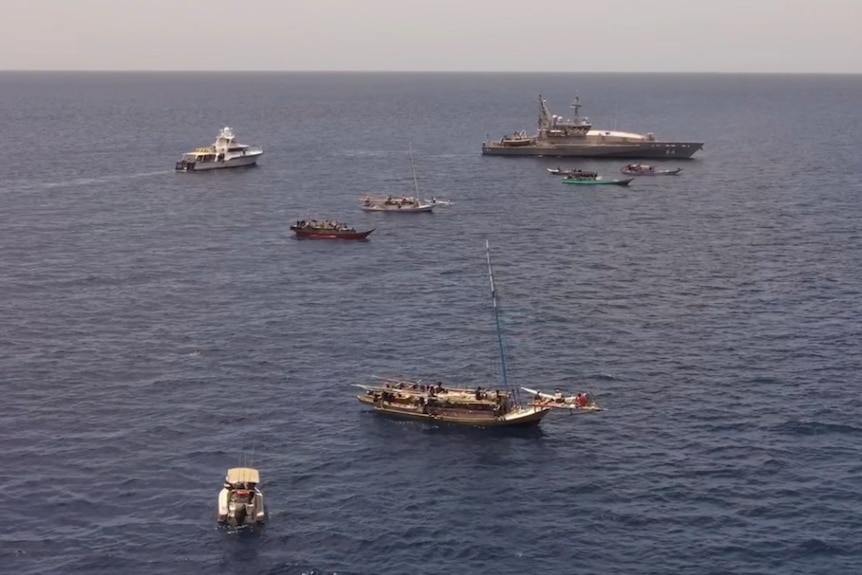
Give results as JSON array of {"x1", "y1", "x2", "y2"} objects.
[{"x1": 481, "y1": 140, "x2": 703, "y2": 158}]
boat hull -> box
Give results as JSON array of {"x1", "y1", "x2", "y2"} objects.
[
  {"x1": 482, "y1": 141, "x2": 703, "y2": 159},
  {"x1": 291, "y1": 227, "x2": 374, "y2": 240},
  {"x1": 176, "y1": 152, "x2": 262, "y2": 172},
  {"x1": 360, "y1": 204, "x2": 434, "y2": 213},
  {"x1": 357, "y1": 395, "x2": 549, "y2": 428},
  {"x1": 562, "y1": 178, "x2": 634, "y2": 186},
  {"x1": 620, "y1": 167, "x2": 682, "y2": 176}
]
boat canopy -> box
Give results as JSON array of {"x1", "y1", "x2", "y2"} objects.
[{"x1": 226, "y1": 467, "x2": 260, "y2": 484}]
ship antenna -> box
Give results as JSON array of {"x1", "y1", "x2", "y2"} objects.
[
  {"x1": 485, "y1": 240, "x2": 515, "y2": 399},
  {"x1": 571, "y1": 95, "x2": 581, "y2": 122},
  {"x1": 409, "y1": 143, "x2": 420, "y2": 197}
]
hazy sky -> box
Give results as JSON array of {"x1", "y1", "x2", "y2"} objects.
[{"x1": 1, "y1": 0, "x2": 860, "y2": 73}]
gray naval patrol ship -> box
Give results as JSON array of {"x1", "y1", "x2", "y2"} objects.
[{"x1": 481, "y1": 94, "x2": 703, "y2": 159}]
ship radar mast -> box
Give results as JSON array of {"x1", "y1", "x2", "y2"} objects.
[
  {"x1": 570, "y1": 96, "x2": 582, "y2": 123},
  {"x1": 538, "y1": 94, "x2": 553, "y2": 132}
]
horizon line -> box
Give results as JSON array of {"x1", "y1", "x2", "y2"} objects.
[{"x1": 0, "y1": 69, "x2": 860, "y2": 76}]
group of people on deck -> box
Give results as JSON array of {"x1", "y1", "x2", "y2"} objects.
[
  {"x1": 384, "y1": 380, "x2": 447, "y2": 395},
  {"x1": 625, "y1": 164, "x2": 653, "y2": 173},
  {"x1": 562, "y1": 169, "x2": 598, "y2": 180},
  {"x1": 372, "y1": 381, "x2": 514, "y2": 418},
  {"x1": 532, "y1": 388, "x2": 592, "y2": 408},
  {"x1": 224, "y1": 480, "x2": 258, "y2": 503},
  {"x1": 293, "y1": 219, "x2": 355, "y2": 232}
]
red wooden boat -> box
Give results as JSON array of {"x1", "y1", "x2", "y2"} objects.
[{"x1": 290, "y1": 219, "x2": 374, "y2": 240}]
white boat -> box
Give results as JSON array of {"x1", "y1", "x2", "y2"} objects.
[
  {"x1": 217, "y1": 467, "x2": 267, "y2": 527},
  {"x1": 360, "y1": 145, "x2": 435, "y2": 213},
  {"x1": 355, "y1": 241, "x2": 554, "y2": 428},
  {"x1": 521, "y1": 386, "x2": 603, "y2": 412},
  {"x1": 361, "y1": 195, "x2": 435, "y2": 213},
  {"x1": 175, "y1": 127, "x2": 263, "y2": 172},
  {"x1": 620, "y1": 163, "x2": 682, "y2": 176}
]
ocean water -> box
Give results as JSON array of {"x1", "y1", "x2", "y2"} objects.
[{"x1": 1, "y1": 72, "x2": 861, "y2": 575}]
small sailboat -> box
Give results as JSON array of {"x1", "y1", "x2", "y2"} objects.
[
  {"x1": 361, "y1": 145, "x2": 436, "y2": 212},
  {"x1": 355, "y1": 241, "x2": 555, "y2": 428}
]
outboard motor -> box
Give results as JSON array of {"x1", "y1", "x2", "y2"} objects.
[{"x1": 228, "y1": 502, "x2": 247, "y2": 527}]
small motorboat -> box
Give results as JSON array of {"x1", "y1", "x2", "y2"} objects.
[
  {"x1": 546, "y1": 167, "x2": 598, "y2": 178},
  {"x1": 498, "y1": 130, "x2": 534, "y2": 147},
  {"x1": 291, "y1": 219, "x2": 374, "y2": 240},
  {"x1": 217, "y1": 467, "x2": 266, "y2": 527},
  {"x1": 562, "y1": 176, "x2": 633, "y2": 187},
  {"x1": 620, "y1": 164, "x2": 682, "y2": 176},
  {"x1": 521, "y1": 387, "x2": 603, "y2": 412}
]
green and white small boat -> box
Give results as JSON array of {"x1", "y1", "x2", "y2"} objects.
[{"x1": 562, "y1": 176, "x2": 634, "y2": 187}]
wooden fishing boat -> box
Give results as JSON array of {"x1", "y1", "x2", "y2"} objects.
[
  {"x1": 620, "y1": 164, "x2": 682, "y2": 176},
  {"x1": 355, "y1": 241, "x2": 559, "y2": 428},
  {"x1": 290, "y1": 219, "x2": 373, "y2": 240},
  {"x1": 562, "y1": 176, "x2": 633, "y2": 187}
]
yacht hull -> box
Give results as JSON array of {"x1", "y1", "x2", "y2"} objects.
[
  {"x1": 176, "y1": 152, "x2": 262, "y2": 172},
  {"x1": 482, "y1": 141, "x2": 703, "y2": 159}
]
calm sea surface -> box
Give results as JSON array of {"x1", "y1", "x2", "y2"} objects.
[{"x1": 1, "y1": 72, "x2": 861, "y2": 575}]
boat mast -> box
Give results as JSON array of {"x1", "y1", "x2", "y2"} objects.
[
  {"x1": 538, "y1": 94, "x2": 553, "y2": 132},
  {"x1": 571, "y1": 95, "x2": 581, "y2": 122},
  {"x1": 409, "y1": 143, "x2": 420, "y2": 197},
  {"x1": 485, "y1": 240, "x2": 514, "y2": 398}
]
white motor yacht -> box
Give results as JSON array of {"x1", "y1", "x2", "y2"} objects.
[{"x1": 176, "y1": 127, "x2": 263, "y2": 172}]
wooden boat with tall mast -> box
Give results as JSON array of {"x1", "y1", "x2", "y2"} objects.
[{"x1": 355, "y1": 241, "x2": 554, "y2": 428}]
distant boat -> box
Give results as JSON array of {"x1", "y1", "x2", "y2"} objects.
[
  {"x1": 562, "y1": 176, "x2": 634, "y2": 187},
  {"x1": 361, "y1": 195, "x2": 435, "y2": 213},
  {"x1": 175, "y1": 127, "x2": 263, "y2": 171},
  {"x1": 620, "y1": 164, "x2": 682, "y2": 176},
  {"x1": 217, "y1": 467, "x2": 266, "y2": 527},
  {"x1": 356, "y1": 241, "x2": 573, "y2": 428},
  {"x1": 361, "y1": 145, "x2": 435, "y2": 213},
  {"x1": 547, "y1": 167, "x2": 599, "y2": 177},
  {"x1": 290, "y1": 219, "x2": 374, "y2": 240}
]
